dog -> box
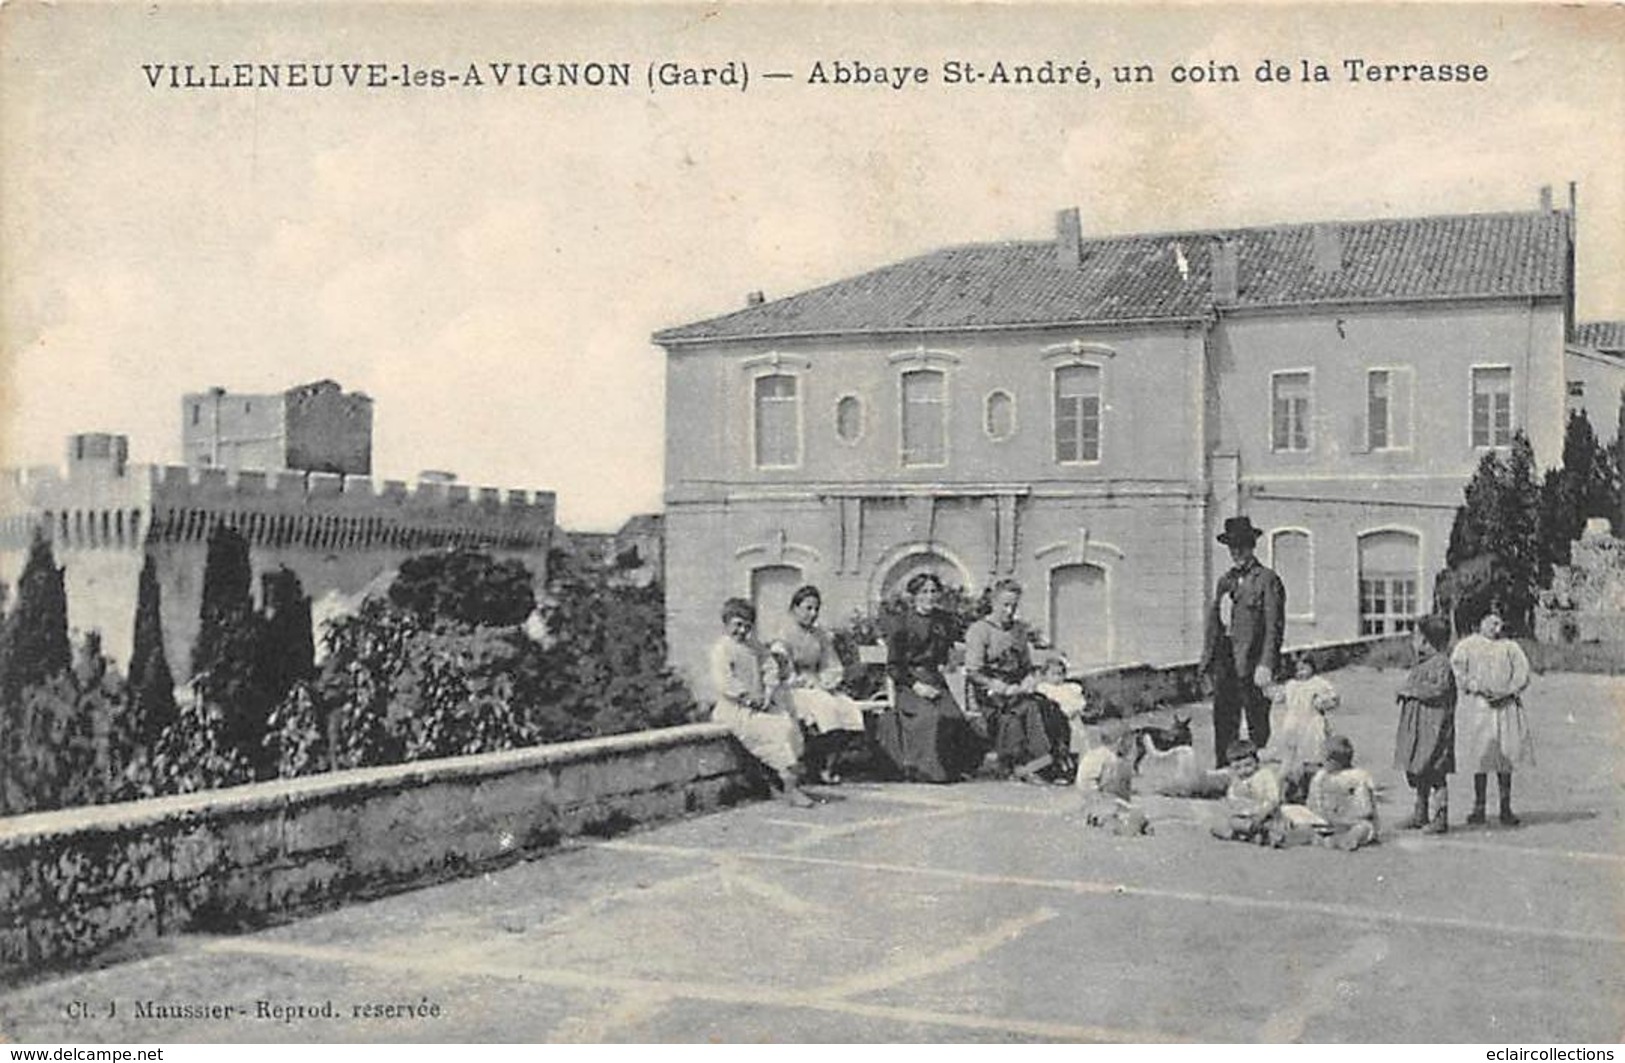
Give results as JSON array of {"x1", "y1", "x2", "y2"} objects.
[
  {"x1": 1130, "y1": 713, "x2": 1193, "y2": 756},
  {"x1": 1128, "y1": 715, "x2": 1228, "y2": 798}
]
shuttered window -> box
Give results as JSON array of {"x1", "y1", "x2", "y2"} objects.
[{"x1": 1054, "y1": 365, "x2": 1101, "y2": 463}]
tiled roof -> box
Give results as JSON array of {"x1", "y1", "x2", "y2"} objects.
[
  {"x1": 656, "y1": 210, "x2": 1571, "y2": 344},
  {"x1": 617, "y1": 513, "x2": 663, "y2": 536},
  {"x1": 1576, "y1": 321, "x2": 1625, "y2": 353}
]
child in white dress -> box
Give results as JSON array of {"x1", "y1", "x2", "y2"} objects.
[
  {"x1": 1263, "y1": 657, "x2": 1339, "y2": 801},
  {"x1": 1034, "y1": 656, "x2": 1091, "y2": 757}
]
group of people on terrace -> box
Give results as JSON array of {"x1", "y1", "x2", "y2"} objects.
[{"x1": 706, "y1": 514, "x2": 1536, "y2": 839}]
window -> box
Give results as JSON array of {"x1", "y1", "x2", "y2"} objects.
[
  {"x1": 1367, "y1": 368, "x2": 1413, "y2": 450},
  {"x1": 1567, "y1": 380, "x2": 1585, "y2": 398},
  {"x1": 191, "y1": 404, "x2": 201, "y2": 426},
  {"x1": 753, "y1": 373, "x2": 800, "y2": 468},
  {"x1": 1357, "y1": 530, "x2": 1420, "y2": 636},
  {"x1": 1053, "y1": 364, "x2": 1101, "y2": 463},
  {"x1": 1471, "y1": 366, "x2": 1513, "y2": 447},
  {"x1": 901, "y1": 369, "x2": 946, "y2": 466},
  {"x1": 1271, "y1": 371, "x2": 1311, "y2": 453},
  {"x1": 835, "y1": 395, "x2": 865, "y2": 443},
  {"x1": 1270, "y1": 529, "x2": 1313, "y2": 619},
  {"x1": 984, "y1": 390, "x2": 1015, "y2": 441}
]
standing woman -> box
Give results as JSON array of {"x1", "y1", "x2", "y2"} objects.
[
  {"x1": 773, "y1": 585, "x2": 868, "y2": 784},
  {"x1": 877, "y1": 573, "x2": 984, "y2": 783},
  {"x1": 1451, "y1": 606, "x2": 1533, "y2": 826}
]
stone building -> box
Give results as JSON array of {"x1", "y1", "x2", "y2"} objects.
[
  {"x1": 1567, "y1": 321, "x2": 1625, "y2": 441},
  {"x1": 0, "y1": 390, "x2": 554, "y2": 677},
  {"x1": 181, "y1": 379, "x2": 373, "y2": 475},
  {"x1": 655, "y1": 195, "x2": 1581, "y2": 681}
]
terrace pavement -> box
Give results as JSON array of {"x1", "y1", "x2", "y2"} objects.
[{"x1": 2, "y1": 666, "x2": 1621, "y2": 1043}]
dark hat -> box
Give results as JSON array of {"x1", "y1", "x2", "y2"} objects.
[{"x1": 1217, "y1": 516, "x2": 1263, "y2": 546}]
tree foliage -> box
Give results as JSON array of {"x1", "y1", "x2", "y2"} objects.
[
  {"x1": 2, "y1": 632, "x2": 125, "y2": 815},
  {"x1": 1539, "y1": 410, "x2": 1622, "y2": 566},
  {"x1": 1441, "y1": 424, "x2": 1621, "y2": 636},
  {"x1": 125, "y1": 554, "x2": 177, "y2": 752},
  {"x1": 388, "y1": 550, "x2": 536, "y2": 627},
  {"x1": 1, "y1": 531, "x2": 71, "y2": 702},
  {"x1": 190, "y1": 524, "x2": 273, "y2": 779},
  {"x1": 529, "y1": 548, "x2": 698, "y2": 738}
]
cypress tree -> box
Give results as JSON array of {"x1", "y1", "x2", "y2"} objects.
[
  {"x1": 127, "y1": 554, "x2": 176, "y2": 751},
  {"x1": 190, "y1": 523, "x2": 269, "y2": 777},
  {"x1": 1, "y1": 530, "x2": 71, "y2": 702},
  {"x1": 258, "y1": 566, "x2": 314, "y2": 704}
]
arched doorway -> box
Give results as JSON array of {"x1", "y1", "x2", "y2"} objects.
[
  {"x1": 749, "y1": 564, "x2": 803, "y2": 643},
  {"x1": 1049, "y1": 562, "x2": 1110, "y2": 669},
  {"x1": 872, "y1": 546, "x2": 972, "y2": 606}
]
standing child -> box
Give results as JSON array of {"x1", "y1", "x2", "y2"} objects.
[
  {"x1": 1451, "y1": 607, "x2": 1533, "y2": 826},
  {"x1": 1306, "y1": 735, "x2": 1379, "y2": 850},
  {"x1": 709, "y1": 598, "x2": 814, "y2": 808},
  {"x1": 1262, "y1": 657, "x2": 1339, "y2": 801},
  {"x1": 1393, "y1": 614, "x2": 1457, "y2": 833}
]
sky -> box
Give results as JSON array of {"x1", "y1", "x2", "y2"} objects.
[{"x1": 3, "y1": 2, "x2": 1622, "y2": 530}]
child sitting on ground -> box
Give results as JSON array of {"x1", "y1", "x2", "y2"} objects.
[
  {"x1": 1304, "y1": 735, "x2": 1379, "y2": 850},
  {"x1": 1211, "y1": 739, "x2": 1283, "y2": 844},
  {"x1": 1075, "y1": 724, "x2": 1150, "y2": 836},
  {"x1": 1263, "y1": 657, "x2": 1340, "y2": 802}
]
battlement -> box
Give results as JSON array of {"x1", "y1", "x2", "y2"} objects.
[
  {"x1": 143, "y1": 464, "x2": 554, "y2": 515},
  {"x1": 0, "y1": 460, "x2": 556, "y2": 555}
]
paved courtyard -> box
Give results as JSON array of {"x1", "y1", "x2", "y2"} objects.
[{"x1": 2, "y1": 666, "x2": 1621, "y2": 1043}]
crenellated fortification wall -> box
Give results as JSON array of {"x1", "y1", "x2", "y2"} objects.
[{"x1": 0, "y1": 462, "x2": 557, "y2": 676}]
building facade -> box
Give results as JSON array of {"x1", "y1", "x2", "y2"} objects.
[
  {"x1": 656, "y1": 199, "x2": 1576, "y2": 682},
  {"x1": 1, "y1": 395, "x2": 553, "y2": 678}
]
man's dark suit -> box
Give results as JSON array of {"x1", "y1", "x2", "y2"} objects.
[{"x1": 1200, "y1": 557, "x2": 1286, "y2": 767}]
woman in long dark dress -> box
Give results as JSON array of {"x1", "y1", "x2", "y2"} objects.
[{"x1": 876, "y1": 573, "x2": 984, "y2": 783}]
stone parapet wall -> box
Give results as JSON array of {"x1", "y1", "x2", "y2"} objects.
[
  {"x1": 0, "y1": 724, "x2": 758, "y2": 982},
  {"x1": 1077, "y1": 631, "x2": 1413, "y2": 717}
]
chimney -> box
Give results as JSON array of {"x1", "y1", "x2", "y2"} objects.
[
  {"x1": 1539, "y1": 185, "x2": 1553, "y2": 212},
  {"x1": 1055, "y1": 207, "x2": 1082, "y2": 270},
  {"x1": 746, "y1": 290, "x2": 765, "y2": 307},
  {"x1": 1211, "y1": 239, "x2": 1239, "y2": 306},
  {"x1": 1311, "y1": 223, "x2": 1342, "y2": 276}
]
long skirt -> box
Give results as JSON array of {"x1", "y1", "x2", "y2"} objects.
[
  {"x1": 875, "y1": 685, "x2": 983, "y2": 783},
  {"x1": 1393, "y1": 700, "x2": 1456, "y2": 777},
  {"x1": 989, "y1": 694, "x2": 1071, "y2": 765},
  {"x1": 786, "y1": 687, "x2": 867, "y2": 734},
  {"x1": 1459, "y1": 695, "x2": 1533, "y2": 774},
  {"x1": 711, "y1": 699, "x2": 803, "y2": 773}
]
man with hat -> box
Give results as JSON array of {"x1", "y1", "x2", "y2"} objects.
[{"x1": 1200, "y1": 516, "x2": 1286, "y2": 768}]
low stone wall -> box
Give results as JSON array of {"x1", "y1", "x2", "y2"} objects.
[
  {"x1": 1077, "y1": 632, "x2": 1413, "y2": 717},
  {"x1": 0, "y1": 723, "x2": 759, "y2": 982}
]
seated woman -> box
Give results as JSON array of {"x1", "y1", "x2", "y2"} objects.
[
  {"x1": 876, "y1": 573, "x2": 984, "y2": 783},
  {"x1": 708, "y1": 597, "x2": 813, "y2": 807},
  {"x1": 771, "y1": 584, "x2": 868, "y2": 784},
  {"x1": 964, "y1": 579, "x2": 1073, "y2": 783}
]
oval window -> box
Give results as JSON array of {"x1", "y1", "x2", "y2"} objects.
[
  {"x1": 985, "y1": 390, "x2": 1015, "y2": 440},
  {"x1": 836, "y1": 394, "x2": 865, "y2": 443}
]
